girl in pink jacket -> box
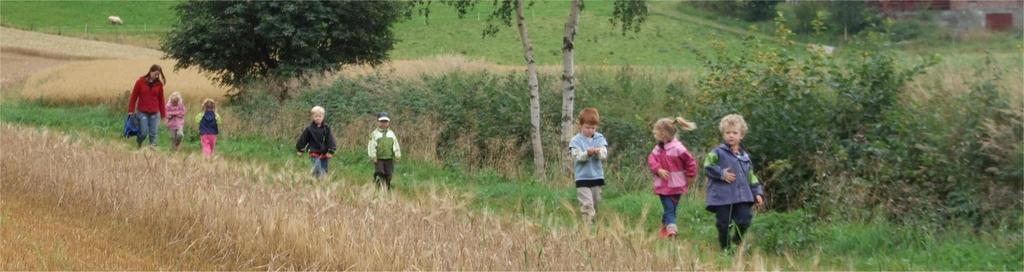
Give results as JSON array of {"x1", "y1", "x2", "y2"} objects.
[
  {"x1": 165, "y1": 92, "x2": 186, "y2": 152},
  {"x1": 647, "y1": 117, "x2": 698, "y2": 238}
]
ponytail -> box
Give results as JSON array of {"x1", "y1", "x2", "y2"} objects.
[{"x1": 674, "y1": 117, "x2": 696, "y2": 131}]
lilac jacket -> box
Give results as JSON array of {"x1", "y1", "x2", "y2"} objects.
[{"x1": 704, "y1": 144, "x2": 764, "y2": 209}]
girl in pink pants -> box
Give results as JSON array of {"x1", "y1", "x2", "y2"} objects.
[{"x1": 194, "y1": 98, "x2": 220, "y2": 159}]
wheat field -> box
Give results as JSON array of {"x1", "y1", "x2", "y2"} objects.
[
  {"x1": 20, "y1": 59, "x2": 228, "y2": 104},
  {"x1": 0, "y1": 124, "x2": 774, "y2": 270}
]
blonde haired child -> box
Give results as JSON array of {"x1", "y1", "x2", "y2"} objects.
[
  {"x1": 569, "y1": 108, "x2": 609, "y2": 223},
  {"x1": 194, "y1": 98, "x2": 220, "y2": 158},
  {"x1": 703, "y1": 114, "x2": 764, "y2": 251},
  {"x1": 647, "y1": 117, "x2": 698, "y2": 238},
  {"x1": 296, "y1": 106, "x2": 337, "y2": 178},
  {"x1": 165, "y1": 92, "x2": 186, "y2": 151}
]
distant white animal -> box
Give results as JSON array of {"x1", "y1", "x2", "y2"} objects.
[
  {"x1": 822, "y1": 45, "x2": 835, "y2": 55},
  {"x1": 107, "y1": 16, "x2": 123, "y2": 25},
  {"x1": 807, "y1": 44, "x2": 835, "y2": 55}
]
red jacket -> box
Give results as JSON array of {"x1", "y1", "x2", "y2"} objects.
[{"x1": 128, "y1": 76, "x2": 166, "y2": 118}]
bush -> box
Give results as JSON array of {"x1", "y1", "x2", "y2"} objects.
[
  {"x1": 693, "y1": 0, "x2": 782, "y2": 22},
  {"x1": 780, "y1": 1, "x2": 881, "y2": 39},
  {"x1": 866, "y1": 54, "x2": 1024, "y2": 228},
  {"x1": 885, "y1": 18, "x2": 932, "y2": 42}
]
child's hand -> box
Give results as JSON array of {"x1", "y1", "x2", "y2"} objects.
[
  {"x1": 755, "y1": 195, "x2": 764, "y2": 206},
  {"x1": 296, "y1": 151, "x2": 303, "y2": 156},
  {"x1": 723, "y1": 168, "x2": 736, "y2": 183},
  {"x1": 323, "y1": 153, "x2": 333, "y2": 159},
  {"x1": 586, "y1": 148, "x2": 598, "y2": 156},
  {"x1": 657, "y1": 169, "x2": 670, "y2": 179}
]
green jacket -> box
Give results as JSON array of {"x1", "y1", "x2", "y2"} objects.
[{"x1": 368, "y1": 128, "x2": 401, "y2": 160}]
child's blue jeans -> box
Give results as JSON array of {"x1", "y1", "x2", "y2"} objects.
[
  {"x1": 659, "y1": 194, "x2": 681, "y2": 225},
  {"x1": 310, "y1": 157, "x2": 329, "y2": 178}
]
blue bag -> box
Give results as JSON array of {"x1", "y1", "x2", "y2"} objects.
[{"x1": 123, "y1": 114, "x2": 140, "y2": 138}]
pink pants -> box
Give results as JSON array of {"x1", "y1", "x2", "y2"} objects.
[{"x1": 201, "y1": 134, "x2": 217, "y2": 158}]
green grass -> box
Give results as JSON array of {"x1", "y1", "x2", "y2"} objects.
[
  {"x1": 2, "y1": 96, "x2": 1020, "y2": 270},
  {"x1": 0, "y1": 0, "x2": 175, "y2": 46},
  {"x1": 0, "y1": 0, "x2": 758, "y2": 66},
  {"x1": 3, "y1": 0, "x2": 1018, "y2": 68},
  {"x1": 390, "y1": 1, "x2": 764, "y2": 67}
]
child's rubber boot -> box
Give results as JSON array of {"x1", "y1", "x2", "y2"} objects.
[{"x1": 659, "y1": 224, "x2": 669, "y2": 239}]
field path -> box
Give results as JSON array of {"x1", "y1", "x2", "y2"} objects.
[
  {"x1": 0, "y1": 27, "x2": 163, "y2": 87},
  {"x1": 1, "y1": 27, "x2": 162, "y2": 59}
]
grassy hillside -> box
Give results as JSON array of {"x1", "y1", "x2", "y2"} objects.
[
  {"x1": 3, "y1": 1, "x2": 1018, "y2": 67},
  {"x1": 0, "y1": 0, "x2": 759, "y2": 66}
]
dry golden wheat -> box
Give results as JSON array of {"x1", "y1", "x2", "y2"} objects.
[
  {"x1": 1, "y1": 124, "x2": 767, "y2": 270},
  {"x1": 21, "y1": 59, "x2": 227, "y2": 104}
]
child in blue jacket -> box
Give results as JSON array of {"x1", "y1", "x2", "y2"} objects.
[{"x1": 704, "y1": 114, "x2": 764, "y2": 251}]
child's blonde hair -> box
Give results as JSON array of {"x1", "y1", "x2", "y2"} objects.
[
  {"x1": 578, "y1": 107, "x2": 600, "y2": 126},
  {"x1": 719, "y1": 114, "x2": 748, "y2": 134},
  {"x1": 202, "y1": 98, "x2": 216, "y2": 111},
  {"x1": 310, "y1": 106, "x2": 325, "y2": 116},
  {"x1": 653, "y1": 116, "x2": 696, "y2": 139},
  {"x1": 168, "y1": 91, "x2": 182, "y2": 104}
]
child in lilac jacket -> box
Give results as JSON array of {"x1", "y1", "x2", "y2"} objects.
[
  {"x1": 704, "y1": 114, "x2": 764, "y2": 251},
  {"x1": 647, "y1": 117, "x2": 698, "y2": 238}
]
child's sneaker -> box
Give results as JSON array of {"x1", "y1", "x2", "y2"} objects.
[
  {"x1": 659, "y1": 224, "x2": 669, "y2": 239},
  {"x1": 667, "y1": 224, "x2": 678, "y2": 237}
]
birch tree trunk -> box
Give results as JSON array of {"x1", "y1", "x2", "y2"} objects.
[
  {"x1": 560, "y1": 0, "x2": 582, "y2": 171},
  {"x1": 514, "y1": 0, "x2": 545, "y2": 180}
]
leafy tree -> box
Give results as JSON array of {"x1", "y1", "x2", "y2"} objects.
[{"x1": 162, "y1": 1, "x2": 407, "y2": 99}]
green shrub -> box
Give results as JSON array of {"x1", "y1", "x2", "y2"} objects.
[
  {"x1": 780, "y1": 1, "x2": 881, "y2": 39},
  {"x1": 692, "y1": 0, "x2": 782, "y2": 22}
]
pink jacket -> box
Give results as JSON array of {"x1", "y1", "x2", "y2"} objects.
[
  {"x1": 647, "y1": 138, "x2": 698, "y2": 195},
  {"x1": 165, "y1": 103, "x2": 186, "y2": 130}
]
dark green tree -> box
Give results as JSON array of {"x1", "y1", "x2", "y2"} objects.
[{"x1": 161, "y1": 1, "x2": 407, "y2": 99}]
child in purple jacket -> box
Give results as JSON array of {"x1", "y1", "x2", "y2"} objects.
[
  {"x1": 704, "y1": 114, "x2": 764, "y2": 251},
  {"x1": 647, "y1": 117, "x2": 698, "y2": 239}
]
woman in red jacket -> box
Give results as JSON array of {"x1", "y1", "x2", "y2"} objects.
[{"x1": 127, "y1": 64, "x2": 167, "y2": 148}]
